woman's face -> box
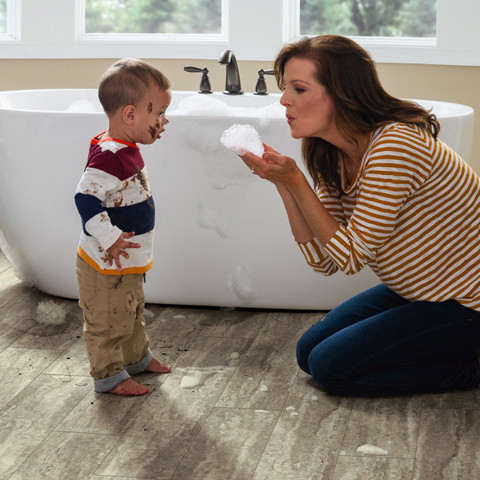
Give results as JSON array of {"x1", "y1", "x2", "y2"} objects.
[{"x1": 280, "y1": 57, "x2": 336, "y2": 140}]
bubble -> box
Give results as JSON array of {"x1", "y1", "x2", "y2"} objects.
[{"x1": 220, "y1": 124, "x2": 264, "y2": 157}]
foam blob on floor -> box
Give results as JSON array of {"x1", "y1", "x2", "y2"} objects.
[
  {"x1": 180, "y1": 375, "x2": 201, "y2": 389},
  {"x1": 356, "y1": 444, "x2": 389, "y2": 455},
  {"x1": 36, "y1": 300, "x2": 66, "y2": 326},
  {"x1": 220, "y1": 124, "x2": 264, "y2": 157}
]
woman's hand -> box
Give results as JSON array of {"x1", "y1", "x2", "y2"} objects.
[{"x1": 240, "y1": 143, "x2": 302, "y2": 186}]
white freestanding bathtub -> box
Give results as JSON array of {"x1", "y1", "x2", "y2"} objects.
[{"x1": 0, "y1": 89, "x2": 474, "y2": 309}]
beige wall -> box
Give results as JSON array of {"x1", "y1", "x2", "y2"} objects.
[{"x1": 1, "y1": 58, "x2": 479, "y2": 171}]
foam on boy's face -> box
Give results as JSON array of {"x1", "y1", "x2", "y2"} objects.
[{"x1": 134, "y1": 86, "x2": 171, "y2": 145}]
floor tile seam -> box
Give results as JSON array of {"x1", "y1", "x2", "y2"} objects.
[
  {"x1": 5, "y1": 428, "x2": 122, "y2": 479},
  {"x1": 3, "y1": 347, "x2": 69, "y2": 387},
  {"x1": 0, "y1": 284, "x2": 30, "y2": 310},
  {"x1": 20, "y1": 375, "x2": 93, "y2": 432},
  {"x1": 208, "y1": 336, "x2": 248, "y2": 410},
  {"x1": 331, "y1": 396, "x2": 355, "y2": 478},
  {"x1": 0, "y1": 375, "x2": 41, "y2": 413},
  {"x1": 248, "y1": 368, "x2": 303, "y2": 480},
  {"x1": 197, "y1": 333, "x2": 258, "y2": 340},
  {"x1": 410, "y1": 396, "x2": 423, "y2": 480},
  {"x1": 0, "y1": 264, "x2": 11, "y2": 275},
  {"x1": 208, "y1": 405, "x2": 283, "y2": 413},
  {"x1": 337, "y1": 453, "x2": 417, "y2": 459},
  {"x1": 4, "y1": 345, "x2": 73, "y2": 376},
  {"x1": 420, "y1": 405, "x2": 480, "y2": 411},
  {"x1": 0, "y1": 263, "x2": 13, "y2": 276},
  {"x1": 167, "y1": 400, "x2": 222, "y2": 480},
  {"x1": 32, "y1": 303, "x2": 67, "y2": 322},
  {"x1": 5, "y1": 344, "x2": 72, "y2": 353},
  {"x1": 52, "y1": 426, "x2": 122, "y2": 437},
  {"x1": 11, "y1": 336, "x2": 80, "y2": 353}
]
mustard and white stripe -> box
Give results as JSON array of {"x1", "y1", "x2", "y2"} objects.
[{"x1": 299, "y1": 123, "x2": 480, "y2": 310}]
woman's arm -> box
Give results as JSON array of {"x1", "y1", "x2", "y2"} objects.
[
  {"x1": 275, "y1": 182, "x2": 315, "y2": 243},
  {"x1": 242, "y1": 146, "x2": 339, "y2": 246}
]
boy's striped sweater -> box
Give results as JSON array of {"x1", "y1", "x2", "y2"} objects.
[{"x1": 75, "y1": 133, "x2": 155, "y2": 275}]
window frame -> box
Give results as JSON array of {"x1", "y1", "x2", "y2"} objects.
[
  {"x1": 0, "y1": 0, "x2": 20, "y2": 41},
  {"x1": 76, "y1": 0, "x2": 229, "y2": 43},
  {"x1": 1, "y1": 0, "x2": 480, "y2": 67}
]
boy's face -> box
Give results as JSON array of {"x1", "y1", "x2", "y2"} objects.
[{"x1": 133, "y1": 86, "x2": 171, "y2": 145}]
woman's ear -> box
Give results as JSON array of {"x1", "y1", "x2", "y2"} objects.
[{"x1": 123, "y1": 105, "x2": 136, "y2": 125}]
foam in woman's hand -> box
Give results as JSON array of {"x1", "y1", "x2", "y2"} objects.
[{"x1": 220, "y1": 124, "x2": 264, "y2": 157}]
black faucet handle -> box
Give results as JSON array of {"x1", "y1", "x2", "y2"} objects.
[
  {"x1": 259, "y1": 68, "x2": 275, "y2": 76},
  {"x1": 184, "y1": 66, "x2": 212, "y2": 94},
  {"x1": 254, "y1": 68, "x2": 275, "y2": 95}
]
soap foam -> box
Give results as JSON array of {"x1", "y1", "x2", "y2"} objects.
[
  {"x1": 65, "y1": 99, "x2": 98, "y2": 113},
  {"x1": 220, "y1": 124, "x2": 264, "y2": 157},
  {"x1": 226, "y1": 262, "x2": 255, "y2": 305},
  {"x1": 172, "y1": 95, "x2": 233, "y2": 116},
  {"x1": 36, "y1": 300, "x2": 67, "y2": 326},
  {"x1": 356, "y1": 444, "x2": 389, "y2": 455},
  {"x1": 196, "y1": 200, "x2": 230, "y2": 238}
]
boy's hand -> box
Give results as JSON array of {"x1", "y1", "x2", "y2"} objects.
[{"x1": 106, "y1": 232, "x2": 141, "y2": 272}]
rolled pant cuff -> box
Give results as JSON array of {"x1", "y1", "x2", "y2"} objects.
[
  {"x1": 124, "y1": 349, "x2": 153, "y2": 376},
  {"x1": 94, "y1": 369, "x2": 130, "y2": 393}
]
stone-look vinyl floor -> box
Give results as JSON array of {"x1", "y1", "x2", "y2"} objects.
[{"x1": 1, "y1": 250, "x2": 480, "y2": 479}]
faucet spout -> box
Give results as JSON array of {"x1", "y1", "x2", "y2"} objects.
[{"x1": 218, "y1": 50, "x2": 243, "y2": 95}]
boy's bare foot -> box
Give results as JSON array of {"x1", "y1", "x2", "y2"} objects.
[
  {"x1": 145, "y1": 357, "x2": 172, "y2": 374},
  {"x1": 107, "y1": 378, "x2": 150, "y2": 396}
]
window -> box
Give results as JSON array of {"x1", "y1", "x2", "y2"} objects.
[
  {"x1": 299, "y1": 0, "x2": 436, "y2": 38},
  {"x1": 83, "y1": 0, "x2": 223, "y2": 35},
  {"x1": 1, "y1": 0, "x2": 480, "y2": 67},
  {"x1": 0, "y1": 0, "x2": 6, "y2": 34},
  {"x1": 0, "y1": 0, "x2": 20, "y2": 41}
]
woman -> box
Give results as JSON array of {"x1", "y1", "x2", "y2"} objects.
[{"x1": 241, "y1": 35, "x2": 480, "y2": 397}]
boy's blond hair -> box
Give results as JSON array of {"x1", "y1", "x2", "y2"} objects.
[{"x1": 98, "y1": 58, "x2": 171, "y2": 116}]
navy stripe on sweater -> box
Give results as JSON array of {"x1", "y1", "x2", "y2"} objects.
[{"x1": 75, "y1": 193, "x2": 155, "y2": 236}]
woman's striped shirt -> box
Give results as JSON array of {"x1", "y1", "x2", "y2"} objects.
[{"x1": 298, "y1": 122, "x2": 480, "y2": 311}]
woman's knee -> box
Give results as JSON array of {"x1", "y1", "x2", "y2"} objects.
[
  {"x1": 296, "y1": 334, "x2": 312, "y2": 374},
  {"x1": 307, "y1": 345, "x2": 350, "y2": 395}
]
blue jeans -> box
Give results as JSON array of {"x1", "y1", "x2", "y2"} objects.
[{"x1": 297, "y1": 284, "x2": 480, "y2": 396}]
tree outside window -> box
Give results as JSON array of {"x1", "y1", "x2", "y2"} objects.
[
  {"x1": 85, "y1": 0, "x2": 222, "y2": 34},
  {"x1": 300, "y1": 0, "x2": 436, "y2": 38}
]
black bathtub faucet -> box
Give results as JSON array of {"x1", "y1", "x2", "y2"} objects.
[
  {"x1": 218, "y1": 50, "x2": 243, "y2": 95},
  {"x1": 254, "y1": 68, "x2": 275, "y2": 95},
  {"x1": 183, "y1": 66, "x2": 212, "y2": 94}
]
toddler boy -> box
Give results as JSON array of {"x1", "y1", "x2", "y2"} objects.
[{"x1": 75, "y1": 58, "x2": 172, "y2": 395}]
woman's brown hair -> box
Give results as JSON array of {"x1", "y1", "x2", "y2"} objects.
[{"x1": 274, "y1": 35, "x2": 440, "y2": 193}]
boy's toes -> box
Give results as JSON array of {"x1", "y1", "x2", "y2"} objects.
[
  {"x1": 145, "y1": 357, "x2": 172, "y2": 374},
  {"x1": 107, "y1": 378, "x2": 149, "y2": 396}
]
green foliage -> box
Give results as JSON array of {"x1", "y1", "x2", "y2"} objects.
[
  {"x1": 85, "y1": 0, "x2": 222, "y2": 34},
  {"x1": 300, "y1": 0, "x2": 436, "y2": 37}
]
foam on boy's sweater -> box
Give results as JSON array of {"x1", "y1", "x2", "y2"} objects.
[{"x1": 220, "y1": 124, "x2": 264, "y2": 157}]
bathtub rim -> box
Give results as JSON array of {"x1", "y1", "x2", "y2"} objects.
[{"x1": 0, "y1": 88, "x2": 474, "y2": 119}]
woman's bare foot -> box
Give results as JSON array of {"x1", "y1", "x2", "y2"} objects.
[
  {"x1": 107, "y1": 378, "x2": 150, "y2": 396},
  {"x1": 145, "y1": 357, "x2": 172, "y2": 374}
]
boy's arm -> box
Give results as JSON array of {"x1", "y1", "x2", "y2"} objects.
[
  {"x1": 75, "y1": 166, "x2": 141, "y2": 271},
  {"x1": 74, "y1": 191, "x2": 122, "y2": 249}
]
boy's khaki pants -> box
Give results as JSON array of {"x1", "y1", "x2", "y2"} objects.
[{"x1": 76, "y1": 257, "x2": 151, "y2": 392}]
